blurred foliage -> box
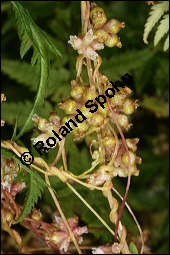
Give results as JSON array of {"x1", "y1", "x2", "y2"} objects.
[{"x1": 1, "y1": 1, "x2": 169, "y2": 254}]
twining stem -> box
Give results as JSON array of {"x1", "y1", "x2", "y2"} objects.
[
  {"x1": 66, "y1": 182, "x2": 115, "y2": 236},
  {"x1": 106, "y1": 98, "x2": 131, "y2": 242},
  {"x1": 112, "y1": 187, "x2": 144, "y2": 254},
  {"x1": 45, "y1": 175, "x2": 82, "y2": 254},
  {"x1": 108, "y1": 123, "x2": 120, "y2": 166}
]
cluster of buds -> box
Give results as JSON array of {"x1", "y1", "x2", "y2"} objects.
[
  {"x1": 59, "y1": 80, "x2": 109, "y2": 141},
  {"x1": 68, "y1": 3, "x2": 125, "y2": 61},
  {"x1": 90, "y1": 3, "x2": 125, "y2": 48},
  {"x1": 108, "y1": 85, "x2": 139, "y2": 130}
]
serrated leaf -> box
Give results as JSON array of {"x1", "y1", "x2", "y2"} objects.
[
  {"x1": 154, "y1": 14, "x2": 169, "y2": 46},
  {"x1": 1, "y1": 59, "x2": 37, "y2": 91},
  {"x1": 1, "y1": 100, "x2": 53, "y2": 131},
  {"x1": 163, "y1": 34, "x2": 169, "y2": 51},
  {"x1": 15, "y1": 173, "x2": 45, "y2": 223},
  {"x1": 129, "y1": 242, "x2": 139, "y2": 254},
  {"x1": 101, "y1": 48, "x2": 155, "y2": 82},
  {"x1": 139, "y1": 95, "x2": 169, "y2": 118},
  {"x1": 143, "y1": 1, "x2": 169, "y2": 44},
  {"x1": 1, "y1": 59, "x2": 70, "y2": 96},
  {"x1": 11, "y1": 1, "x2": 62, "y2": 140}
]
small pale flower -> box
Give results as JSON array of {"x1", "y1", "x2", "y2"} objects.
[
  {"x1": 68, "y1": 36, "x2": 83, "y2": 50},
  {"x1": 92, "y1": 247, "x2": 105, "y2": 254},
  {"x1": 111, "y1": 242, "x2": 123, "y2": 253},
  {"x1": 87, "y1": 173, "x2": 110, "y2": 186},
  {"x1": 51, "y1": 216, "x2": 88, "y2": 252},
  {"x1": 68, "y1": 29, "x2": 104, "y2": 60},
  {"x1": 83, "y1": 29, "x2": 97, "y2": 44}
]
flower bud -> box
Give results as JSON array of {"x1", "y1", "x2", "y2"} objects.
[
  {"x1": 105, "y1": 34, "x2": 122, "y2": 48},
  {"x1": 31, "y1": 209, "x2": 42, "y2": 221},
  {"x1": 104, "y1": 19, "x2": 125, "y2": 34},
  {"x1": 98, "y1": 103, "x2": 109, "y2": 117},
  {"x1": 6, "y1": 212, "x2": 13, "y2": 222},
  {"x1": 48, "y1": 112, "x2": 61, "y2": 126},
  {"x1": 84, "y1": 87, "x2": 98, "y2": 101},
  {"x1": 90, "y1": 7, "x2": 107, "y2": 28},
  {"x1": 123, "y1": 99, "x2": 135, "y2": 115},
  {"x1": 70, "y1": 85, "x2": 84, "y2": 99},
  {"x1": 103, "y1": 136, "x2": 116, "y2": 146},
  {"x1": 91, "y1": 113, "x2": 104, "y2": 127},
  {"x1": 94, "y1": 29, "x2": 109, "y2": 43},
  {"x1": 59, "y1": 99, "x2": 77, "y2": 115},
  {"x1": 111, "y1": 94, "x2": 125, "y2": 106},
  {"x1": 79, "y1": 106, "x2": 93, "y2": 119},
  {"x1": 117, "y1": 114, "x2": 130, "y2": 129},
  {"x1": 76, "y1": 122, "x2": 89, "y2": 133},
  {"x1": 122, "y1": 151, "x2": 136, "y2": 166},
  {"x1": 126, "y1": 138, "x2": 139, "y2": 152}
]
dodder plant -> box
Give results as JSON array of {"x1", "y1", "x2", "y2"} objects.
[{"x1": 1, "y1": 2, "x2": 144, "y2": 254}]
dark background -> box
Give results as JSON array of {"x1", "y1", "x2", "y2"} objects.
[{"x1": 1, "y1": 1, "x2": 169, "y2": 254}]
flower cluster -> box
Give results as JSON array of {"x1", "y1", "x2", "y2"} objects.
[
  {"x1": 90, "y1": 3, "x2": 125, "y2": 48},
  {"x1": 45, "y1": 216, "x2": 88, "y2": 252},
  {"x1": 68, "y1": 3, "x2": 125, "y2": 60},
  {"x1": 1, "y1": 157, "x2": 26, "y2": 197}
]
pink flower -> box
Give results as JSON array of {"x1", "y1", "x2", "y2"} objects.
[
  {"x1": 87, "y1": 173, "x2": 110, "y2": 186},
  {"x1": 92, "y1": 243, "x2": 123, "y2": 254},
  {"x1": 47, "y1": 216, "x2": 88, "y2": 252},
  {"x1": 68, "y1": 29, "x2": 104, "y2": 60}
]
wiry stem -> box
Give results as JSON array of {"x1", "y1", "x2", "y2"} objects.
[{"x1": 45, "y1": 175, "x2": 82, "y2": 254}]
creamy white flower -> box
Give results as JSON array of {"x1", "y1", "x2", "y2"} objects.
[
  {"x1": 68, "y1": 29, "x2": 104, "y2": 61},
  {"x1": 83, "y1": 29, "x2": 97, "y2": 44},
  {"x1": 111, "y1": 242, "x2": 123, "y2": 253},
  {"x1": 1, "y1": 180, "x2": 11, "y2": 192},
  {"x1": 92, "y1": 247, "x2": 105, "y2": 254},
  {"x1": 81, "y1": 46, "x2": 98, "y2": 61},
  {"x1": 68, "y1": 36, "x2": 83, "y2": 50},
  {"x1": 93, "y1": 41, "x2": 104, "y2": 50}
]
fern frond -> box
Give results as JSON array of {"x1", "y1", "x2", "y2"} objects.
[
  {"x1": 11, "y1": 1, "x2": 62, "y2": 140},
  {"x1": 143, "y1": 1, "x2": 169, "y2": 44},
  {"x1": 154, "y1": 14, "x2": 169, "y2": 46},
  {"x1": 164, "y1": 34, "x2": 169, "y2": 51}
]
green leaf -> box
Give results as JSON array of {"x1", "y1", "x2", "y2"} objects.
[
  {"x1": 154, "y1": 14, "x2": 169, "y2": 47},
  {"x1": 1, "y1": 100, "x2": 53, "y2": 131},
  {"x1": 1, "y1": 59, "x2": 70, "y2": 98},
  {"x1": 139, "y1": 95, "x2": 169, "y2": 118},
  {"x1": 15, "y1": 172, "x2": 45, "y2": 224},
  {"x1": 164, "y1": 34, "x2": 169, "y2": 51},
  {"x1": 143, "y1": 1, "x2": 169, "y2": 44},
  {"x1": 129, "y1": 242, "x2": 139, "y2": 254},
  {"x1": 11, "y1": 1, "x2": 62, "y2": 140},
  {"x1": 1, "y1": 59, "x2": 37, "y2": 92},
  {"x1": 11, "y1": 109, "x2": 22, "y2": 141},
  {"x1": 101, "y1": 48, "x2": 155, "y2": 82}
]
